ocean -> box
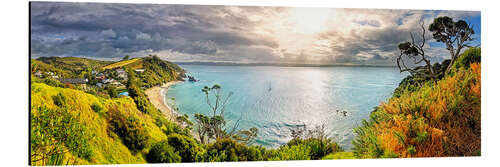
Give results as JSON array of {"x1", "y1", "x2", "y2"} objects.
[{"x1": 166, "y1": 65, "x2": 407, "y2": 149}]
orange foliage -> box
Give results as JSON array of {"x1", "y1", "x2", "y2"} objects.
[{"x1": 361, "y1": 63, "x2": 481, "y2": 157}]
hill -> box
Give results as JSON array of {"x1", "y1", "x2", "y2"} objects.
[
  {"x1": 36, "y1": 57, "x2": 112, "y2": 71},
  {"x1": 102, "y1": 58, "x2": 141, "y2": 70},
  {"x1": 31, "y1": 82, "x2": 169, "y2": 165},
  {"x1": 352, "y1": 48, "x2": 481, "y2": 158}
]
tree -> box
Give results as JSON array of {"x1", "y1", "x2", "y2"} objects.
[
  {"x1": 194, "y1": 84, "x2": 258, "y2": 144},
  {"x1": 429, "y1": 16, "x2": 475, "y2": 73},
  {"x1": 107, "y1": 85, "x2": 118, "y2": 98},
  {"x1": 194, "y1": 113, "x2": 211, "y2": 144},
  {"x1": 397, "y1": 21, "x2": 438, "y2": 83},
  {"x1": 123, "y1": 55, "x2": 130, "y2": 60},
  {"x1": 201, "y1": 84, "x2": 233, "y2": 140}
]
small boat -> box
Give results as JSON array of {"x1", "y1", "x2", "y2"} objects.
[{"x1": 268, "y1": 82, "x2": 272, "y2": 92}]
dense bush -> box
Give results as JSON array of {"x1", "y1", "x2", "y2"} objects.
[
  {"x1": 453, "y1": 47, "x2": 481, "y2": 70},
  {"x1": 138, "y1": 55, "x2": 183, "y2": 88},
  {"x1": 107, "y1": 107, "x2": 151, "y2": 153},
  {"x1": 393, "y1": 47, "x2": 480, "y2": 98},
  {"x1": 286, "y1": 138, "x2": 342, "y2": 160},
  {"x1": 353, "y1": 63, "x2": 481, "y2": 158},
  {"x1": 166, "y1": 133, "x2": 202, "y2": 162},
  {"x1": 107, "y1": 86, "x2": 118, "y2": 98},
  {"x1": 267, "y1": 144, "x2": 311, "y2": 161},
  {"x1": 52, "y1": 92, "x2": 67, "y2": 107},
  {"x1": 203, "y1": 138, "x2": 265, "y2": 162},
  {"x1": 42, "y1": 78, "x2": 65, "y2": 88},
  {"x1": 91, "y1": 102, "x2": 103, "y2": 113},
  {"x1": 147, "y1": 140, "x2": 182, "y2": 163},
  {"x1": 393, "y1": 59, "x2": 450, "y2": 98},
  {"x1": 31, "y1": 106, "x2": 94, "y2": 165}
]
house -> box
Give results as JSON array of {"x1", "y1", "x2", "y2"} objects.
[
  {"x1": 109, "y1": 80, "x2": 124, "y2": 87},
  {"x1": 57, "y1": 78, "x2": 89, "y2": 90},
  {"x1": 116, "y1": 69, "x2": 128, "y2": 80},
  {"x1": 57, "y1": 78, "x2": 88, "y2": 84},
  {"x1": 34, "y1": 71, "x2": 43, "y2": 78},
  {"x1": 102, "y1": 78, "x2": 115, "y2": 84},
  {"x1": 134, "y1": 69, "x2": 145, "y2": 73}
]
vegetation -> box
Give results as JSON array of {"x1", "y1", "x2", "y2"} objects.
[
  {"x1": 102, "y1": 58, "x2": 139, "y2": 70},
  {"x1": 352, "y1": 52, "x2": 480, "y2": 158},
  {"x1": 146, "y1": 140, "x2": 181, "y2": 163},
  {"x1": 31, "y1": 106, "x2": 94, "y2": 165},
  {"x1": 203, "y1": 138, "x2": 265, "y2": 162},
  {"x1": 396, "y1": 16, "x2": 475, "y2": 83},
  {"x1": 107, "y1": 106, "x2": 151, "y2": 153},
  {"x1": 137, "y1": 55, "x2": 185, "y2": 88},
  {"x1": 429, "y1": 16, "x2": 476, "y2": 73},
  {"x1": 31, "y1": 83, "x2": 162, "y2": 165},
  {"x1": 30, "y1": 15, "x2": 480, "y2": 164},
  {"x1": 36, "y1": 57, "x2": 111, "y2": 76},
  {"x1": 195, "y1": 84, "x2": 259, "y2": 144}
]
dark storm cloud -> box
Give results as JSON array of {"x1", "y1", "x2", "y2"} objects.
[
  {"x1": 315, "y1": 9, "x2": 480, "y2": 65},
  {"x1": 30, "y1": 2, "x2": 279, "y2": 60},
  {"x1": 30, "y1": 2, "x2": 480, "y2": 65}
]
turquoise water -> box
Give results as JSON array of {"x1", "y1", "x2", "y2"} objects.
[{"x1": 166, "y1": 65, "x2": 406, "y2": 149}]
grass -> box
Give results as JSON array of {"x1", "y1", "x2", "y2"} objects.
[
  {"x1": 102, "y1": 58, "x2": 140, "y2": 70},
  {"x1": 322, "y1": 152, "x2": 356, "y2": 160},
  {"x1": 31, "y1": 82, "x2": 169, "y2": 165},
  {"x1": 352, "y1": 63, "x2": 481, "y2": 158}
]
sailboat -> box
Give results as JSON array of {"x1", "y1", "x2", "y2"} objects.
[{"x1": 268, "y1": 81, "x2": 272, "y2": 92}]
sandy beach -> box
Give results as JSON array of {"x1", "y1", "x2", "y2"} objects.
[{"x1": 144, "y1": 81, "x2": 182, "y2": 121}]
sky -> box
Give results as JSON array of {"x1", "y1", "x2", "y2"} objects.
[{"x1": 30, "y1": 2, "x2": 481, "y2": 65}]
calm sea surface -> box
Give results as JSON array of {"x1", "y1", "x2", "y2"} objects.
[{"x1": 166, "y1": 65, "x2": 406, "y2": 149}]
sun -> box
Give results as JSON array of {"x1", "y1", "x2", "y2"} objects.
[{"x1": 288, "y1": 8, "x2": 333, "y2": 34}]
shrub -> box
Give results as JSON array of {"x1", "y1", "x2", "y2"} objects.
[
  {"x1": 107, "y1": 107, "x2": 151, "y2": 153},
  {"x1": 268, "y1": 144, "x2": 310, "y2": 161},
  {"x1": 453, "y1": 47, "x2": 481, "y2": 70},
  {"x1": 91, "y1": 102, "x2": 103, "y2": 113},
  {"x1": 107, "y1": 86, "x2": 118, "y2": 98},
  {"x1": 42, "y1": 78, "x2": 65, "y2": 87},
  {"x1": 203, "y1": 138, "x2": 265, "y2": 162},
  {"x1": 52, "y1": 93, "x2": 67, "y2": 107},
  {"x1": 166, "y1": 133, "x2": 201, "y2": 162},
  {"x1": 286, "y1": 138, "x2": 342, "y2": 160},
  {"x1": 146, "y1": 140, "x2": 182, "y2": 163},
  {"x1": 31, "y1": 106, "x2": 94, "y2": 165},
  {"x1": 352, "y1": 63, "x2": 481, "y2": 158}
]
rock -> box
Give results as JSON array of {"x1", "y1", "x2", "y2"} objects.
[{"x1": 187, "y1": 76, "x2": 198, "y2": 82}]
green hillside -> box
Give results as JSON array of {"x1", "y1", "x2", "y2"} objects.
[
  {"x1": 30, "y1": 48, "x2": 481, "y2": 165},
  {"x1": 36, "y1": 57, "x2": 112, "y2": 71},
  {"x1": 31, "y1": 82, "x2": 169, "y2": 165},
  {"x1": 102, "y1": 58, "x2": 140, "y2": 70}
]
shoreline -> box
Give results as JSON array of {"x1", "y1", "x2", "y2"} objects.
[{"x1": 144, "y1": 80, "x2": 182, "y2": 122}]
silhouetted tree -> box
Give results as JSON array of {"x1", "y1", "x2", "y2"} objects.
[
  {"x1": 429, "y1": 16, "x2": 475, "y2": 73},
  {"x1": 397, "y1": 21, "x2": 438, "y2": 83}
]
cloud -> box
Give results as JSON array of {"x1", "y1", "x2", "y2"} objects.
[
  {"x1": 101, "y1": 29, "x2": 116, "y2": 38},
  {"x1": 30, "y1": 2, "x2": 480, "y2": 64}
]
